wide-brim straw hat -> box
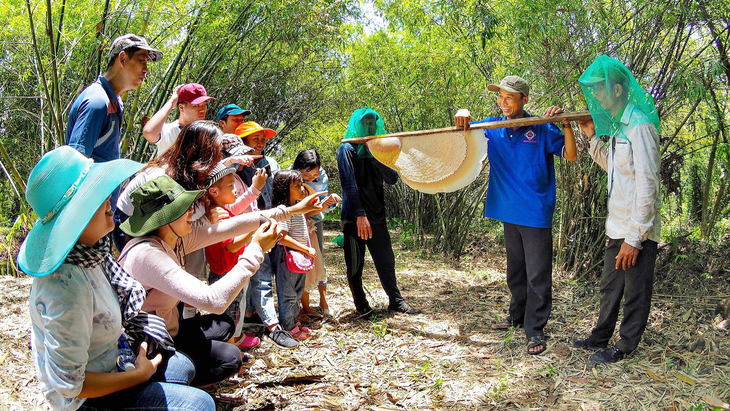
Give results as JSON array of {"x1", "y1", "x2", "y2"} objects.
[
  {"x1": 18, "y1": 146, "x2": 144, "y2": 277},
  {"x1": 120, "y1": 175, "x2": 204, "y2": 237},
  {"x1": 366, "y1": 129, "x2": 487, "y2": 194}
]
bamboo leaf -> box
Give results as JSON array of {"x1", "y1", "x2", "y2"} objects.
[
  {"x1": 703, "y1": 396, "x2": 730, "y2": 410},
  {"x1": 671, "y1": 371, "x2": 697, "y2": 385}
]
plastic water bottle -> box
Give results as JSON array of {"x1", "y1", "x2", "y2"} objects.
[{"x1": 116, "y1": 334, "x2": 136, "y2": 372}]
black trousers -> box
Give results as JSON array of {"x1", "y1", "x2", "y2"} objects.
[
  {"x1": 590, "y1": 238, "x2": 657, "y2": 353},
  {"x1": 342, "y1": 222, "x2": 404, "y2": 311},
  {"x1": 175, "y1": 314, "x2": 242, "y2": 386},
  {"x1": 503, "y1": 222, "x2": 553, "y2": 338}
]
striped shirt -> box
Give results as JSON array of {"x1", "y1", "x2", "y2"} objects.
[{"x1": 280, "y1": 214, "x2": 309, "y2": 245}]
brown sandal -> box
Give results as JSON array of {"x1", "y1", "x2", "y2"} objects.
[{"x1": 491, "y1": 318, "x2": 522, "y2": 330}]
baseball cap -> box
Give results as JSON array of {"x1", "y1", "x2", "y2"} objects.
[
  {"x1": 235, "y1": 121, "x2": 277, "y2": 140},
  {"x1": 220, "y1": 133, "x2": 254, "y2": 157},
  {"x1": 178, "y1": 83, "x2": 216, "y2": 105},
  {"x1": 108, "y1": 33, "x2": 163, "y2": 63},
  {"x1": 217, "y1": 104, "x2": 252, "y2": 122},
  {"x1": 487, "y1": 75, "x2": 530, "y2": 96}
]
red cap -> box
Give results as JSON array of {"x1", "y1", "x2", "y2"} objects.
[{"x1": 178, "y1": 83, "x2": 215, "y2": 105}]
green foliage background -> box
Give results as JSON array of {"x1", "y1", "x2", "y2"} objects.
[{"x1": 1, "y1": 0, "x2": 729, "y2": 274}]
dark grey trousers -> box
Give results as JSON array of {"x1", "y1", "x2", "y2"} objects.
[
  {"x1": 503, "y1": 222, "x2": 553, "y2": 338},
  {"x1": 342, "y1": 222, "x2": 404, "y2": 311},
  {"x1": 590, "y1": 238, "x2": 657, "y2": 353}
]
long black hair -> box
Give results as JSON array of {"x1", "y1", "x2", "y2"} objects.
[
  {"x1": 292, "y1": 149, "x2": 321, "y2": 171},
  {"x1": 150, "y1": 120, "x2": 223, "y2": 190},
  {"x1": 271, "y1": 169, "x2": 304, "y2": 207}
]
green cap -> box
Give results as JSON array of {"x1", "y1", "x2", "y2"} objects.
[
  {"x1": 487, "y1": 75, "x2": 530, "y2": 96},
  {"x1": 121, "y1": 175, "x2": 204, "y2": 237}
]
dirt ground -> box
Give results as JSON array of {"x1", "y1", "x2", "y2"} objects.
[{"x1": 1, "y1": 227, "x2": 730, "y2": 411}]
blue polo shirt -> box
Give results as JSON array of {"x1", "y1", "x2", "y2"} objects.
[
  {"x1": 66, "y1": 76, "x2": 123, "y2": 163},
  {"x1": 473, "y1": 112, "x2": 565, "y2": 229}
]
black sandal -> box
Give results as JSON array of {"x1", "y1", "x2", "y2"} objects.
[{"x1": 527, "y1": 335, "x2": 547, "y2": 355}]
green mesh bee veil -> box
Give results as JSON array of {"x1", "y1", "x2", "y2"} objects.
[
  {"x1": 579, "y1": 55, "x2": 660, "y2": 142},
  {"x1": 343, "y1": 107, "x2": 387, "y2": 158}
]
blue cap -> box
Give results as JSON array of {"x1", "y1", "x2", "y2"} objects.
[{"x1": 217, "y1": 104, "x2": 252, "y2": 122}]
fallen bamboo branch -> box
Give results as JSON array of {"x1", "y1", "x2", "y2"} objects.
[
  {"x1": 342, "y1": 111, "x2": 593, "y2": 143},
  {"x1": 654, "y1": 293, "x2": 730, "y2": 300},
  {"x1": 255, "y1": 374, "x2": 325, "y2": 387}
]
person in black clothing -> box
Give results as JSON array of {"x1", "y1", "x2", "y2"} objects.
[{"x1": 337, "y1": 107, "x2": 420, "y2": 316}]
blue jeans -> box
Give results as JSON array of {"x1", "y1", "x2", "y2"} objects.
[
  {"x1": 273, "y1": 245, "x2": 306, "y2": 331},
  {"x1": 247, "y1": 253, "x2": 279, "y2": 327},
  {"x1": 77, "y1": 382, "x2": 214, "y2": 411},
  {"x1": 78, "y1": 351, "x2": 214, "y2": 411},
  {"x1": 154, "y1": 351, "x2": 196, "y2": 385}
]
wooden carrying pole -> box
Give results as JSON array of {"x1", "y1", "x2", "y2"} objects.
[{"x1": 342, "y1": 111, "x2": 593, "y2": 144}]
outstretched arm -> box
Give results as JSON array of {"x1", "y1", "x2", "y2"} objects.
[
  {"x1": 225, "y1": 232, "x2": 254, "y2": 253},
  {"x1": 280, "y1": 235, "x2": 316, "y2": 257}
]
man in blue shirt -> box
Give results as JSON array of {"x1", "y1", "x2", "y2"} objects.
[
  {"x1": 66, "y1": 33, "x2": 163, "y2": 163},
  {"x1": 455, "y1": 76, "x2": 577, "y2": 355},
  {"x1": 67, "y1": 34, "x2": 162, "y2": 250}
]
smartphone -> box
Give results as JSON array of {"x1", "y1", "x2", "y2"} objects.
[{"x1": 263, "y1": 164, "x2": 272, "y2": 176}]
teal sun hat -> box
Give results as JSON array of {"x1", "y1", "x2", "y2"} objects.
[
  {"x1": 120, "y1": 175, "x2": 205, "y2": 237},
  {"x1": 18, "y1": 146, "x2": 144, "y2": 277}
]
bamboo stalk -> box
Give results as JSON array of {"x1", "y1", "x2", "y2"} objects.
[
  {"x1": 342, "y1": 111, "x2": 593, "y2": 143},
  {"x1": 92, "y1": 0, "x2": 112, "y2": 82},
  {"x1": 25, "y1": 0, "x2": 62, "y2": 147},
  {"x1": 120, "y1": 0, "x2": 156, "y2": 156},
  {"x1": 45, "y1": 0, "x2": 64, "y2": 145},
  {"x1": 54, "y1": 0, "x2": 66, "y2": 52},
  {"x1": 0, "y1": 140, "x2": 27, "y2": 193}
]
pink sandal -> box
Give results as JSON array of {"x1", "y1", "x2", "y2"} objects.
[
  {"x1": 235, "y1": 333, "x2": 260, "y2": 349},
  {"x1": 290, "y1": 322, "x2": 312, "y2": 340}
]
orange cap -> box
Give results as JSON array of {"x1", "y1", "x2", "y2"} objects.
[{"x1": 235, "y1": 121, "x2": 277, "y2": 140}]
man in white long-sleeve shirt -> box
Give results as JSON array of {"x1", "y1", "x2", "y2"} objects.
[{"x1": 574, "y1": 56, "x2": 662, "y2": 363}]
